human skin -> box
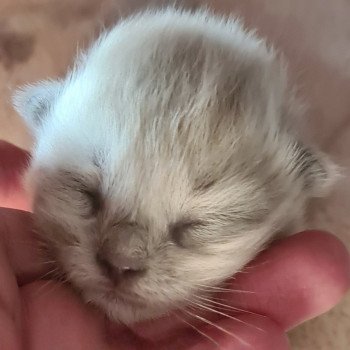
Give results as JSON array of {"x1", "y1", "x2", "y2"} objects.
[{"x1": 0, "y1": 140, "x2": 349, "y2": 350}]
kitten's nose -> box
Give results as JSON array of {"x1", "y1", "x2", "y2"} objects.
[
  {"x1": 96, "y1": 251, "x2": 145, "y2": 283},
  {"x1": 97, "y1": 224, "x2": 147, "y2": 283}
]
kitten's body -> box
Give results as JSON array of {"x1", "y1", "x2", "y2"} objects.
[{"x1": 14, "y1": 8, "x2": 336, "y2": 324}]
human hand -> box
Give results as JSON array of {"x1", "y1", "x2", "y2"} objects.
[{"x1": 0, "y1": 141, "x2": 349, "y2": 350}]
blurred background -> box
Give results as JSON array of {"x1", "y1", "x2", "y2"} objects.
[{"x1": 0, "y1": 0, "x2": 349, "y2": 348}]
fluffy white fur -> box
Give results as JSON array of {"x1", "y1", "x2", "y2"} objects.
[{"x1": 13, "y1": 8, "x2": 337, "y2": 324}]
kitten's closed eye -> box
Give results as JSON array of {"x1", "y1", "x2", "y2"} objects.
[
  {"x1": 51, "y1": 170, "x2": 102, "y2": 218},
  {"x1": 80, "y1": 188, "x2": 101, "y2": 216},
  {"x1": 169, "y1": 219, "x2": 206, "y2": 247}
]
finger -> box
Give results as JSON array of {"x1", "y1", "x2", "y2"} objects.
[
  {"x1": 225, "y1": 231, "x2": 350, "y2": 331},
  {"x1": 0, "y1": 140, "x2": 31, "y2": 211},
  {"x1": 158, "y1": 315, "x2": 289, "y2": 350},
  {"x1": 0, "y1": 208, "x2": 47, "y2": 285},
  {"x1": 0, "y1": 232, "x2": 22, "y2": 350}
]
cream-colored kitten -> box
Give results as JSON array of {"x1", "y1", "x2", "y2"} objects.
[{"x1": 13, "y1": 8, "x2": 336, "y2": 324}]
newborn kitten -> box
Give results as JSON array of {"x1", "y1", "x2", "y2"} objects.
[{"x1": 13, "y1": 8, "x2": 337, "y2": 324}]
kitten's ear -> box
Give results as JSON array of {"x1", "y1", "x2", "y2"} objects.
[
  {"x1": 12, "y1": 80, "x2": 61, "y2": 132},
  {"x1": 298, "y1": 146, "x2": 340, "y2": 197}
]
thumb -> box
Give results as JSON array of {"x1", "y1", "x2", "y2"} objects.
[{"x1": 0, "y1": 141, "x2": 31, "y2": 211}]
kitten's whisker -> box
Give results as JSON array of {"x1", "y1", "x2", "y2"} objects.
[
  {"x1": 174, "y1": 313, "x2": 222, "y2": 349},
  {"x1": 31, "y1": 279, "x2": 60, "y2": 299},
  {"x1": 193, "y1": 294, "x2": 263, "y2": 317},
  {"x1": 194, "y1": 284, "x2": 255, "y2": 294},
  {"x1": 183, "y1": 309, "x2": 251, "y2": 347},
  {"x1": 37, "y1": 267, "x2": 59, "y2": 280},
  {"x1": 243, "y1": 260, "x2": 271, "y2": 270},
  {"x1": 186, "y1": 299, "x2": 264, "y2": 332},
  {"x1": 51, "y1": 269, "x2": 65, "y2": 280},
  {"x1": 41, "y1": 260, "x2": 58, "y2": 265}
]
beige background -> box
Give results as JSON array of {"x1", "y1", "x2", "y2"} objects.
[{"x1": 0, "y1": 1, "x2": 349, "y2": 349}]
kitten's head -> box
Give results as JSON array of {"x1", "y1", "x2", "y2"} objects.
[{"x1": 13, "y1": 9, "x2": 337, "y2": 324}]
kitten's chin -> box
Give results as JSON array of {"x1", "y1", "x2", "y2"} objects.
[{"x1": 84, "y1": 290, "x2": 170, "y2": 325}]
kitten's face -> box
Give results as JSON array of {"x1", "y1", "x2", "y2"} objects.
[
  {"x1": 13, "y1": 9, "x2": 336, "y2": 324},
  {"x1": 27, "y1": 149, "x2": 275, "y2": 324}
]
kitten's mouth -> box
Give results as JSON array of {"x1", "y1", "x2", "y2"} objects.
[
  {"x1": 87, "y1": 282, "x2": 148, "y2": 308},
  {"x1": 110, "y1": 291, "x2": 146, "y2": 308}
]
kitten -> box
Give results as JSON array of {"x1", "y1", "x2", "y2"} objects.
[{"x1": 13, "y1": 8, "x2": 337, "y2": 324}]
